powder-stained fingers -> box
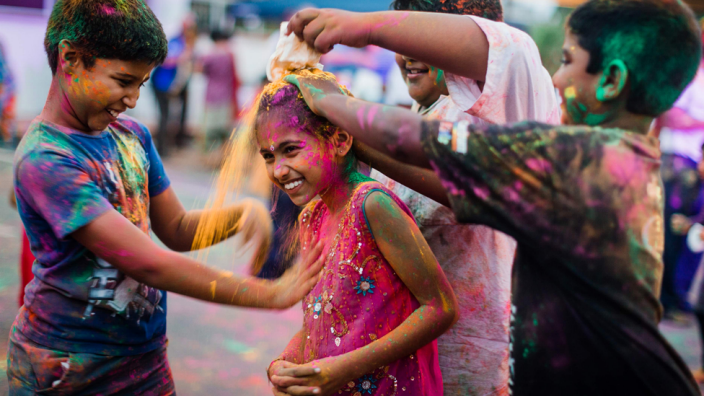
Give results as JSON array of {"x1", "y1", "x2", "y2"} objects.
[
  {"x1": 288, "y1": 8, "x2": 321, "y2": 41},
  {"x1": 271, "y1": 373, "x2": 312, "y2": 387},
  {"x1": 303, "y1": 240, "x2": 324, "y2": 270},
  {"x1": 313, "y1": 30, "x2": 338, "y2": 55},
  {"x1": 302, "y1": 18, "x2": 327, "y2": 52},
  {"x1": 283, "y1": 385, "x2": 321, "y2": 396},
  {"x1": 271, "y1": 386, "x2": 289, "y2": 396}
]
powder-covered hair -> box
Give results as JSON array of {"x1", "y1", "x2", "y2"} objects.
[
  {"x1": 254, "y1": 69, "x2": 357, "y2": 175},
  {"x1": 45, "y1": 0, "x2": 168, "y2": 75},
  {"x1": 390, "y1": 0, "x2": 503, "y2": 22},
  {"x1": 568, "y1": 0, "x2": 702, "y2": 117}
]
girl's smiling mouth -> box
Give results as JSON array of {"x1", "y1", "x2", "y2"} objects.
[{"x1": 283, "y1": 178, "x2": 305, "y2": 193}]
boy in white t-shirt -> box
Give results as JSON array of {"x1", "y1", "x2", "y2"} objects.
[{"x1": 340, "y1": 1, "x2": 560, "y2": 395}]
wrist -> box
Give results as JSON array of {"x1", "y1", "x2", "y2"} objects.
[
  {"x1": 268, "y1": 281, "x2": 286, "y2": 309},
  {"x1": 364, "y1": 12, "x2": 385, "y2": 47}
]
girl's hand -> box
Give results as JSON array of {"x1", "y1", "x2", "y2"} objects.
[
  {"x1": 269, "y1": 361, "x2": 322, "y2": 395},
  {"x1": 286, "y1": 8, "x2": 372, "y2": 53},
  {"x1": 274, "y1": 357, "x2": 347, "y2": 396},
  {"x1": 283, "y1": 74, "x2": 344, "y2": 117},
  {"x1": 270, "y1": 240, "x2": 325, "y2": 309}
]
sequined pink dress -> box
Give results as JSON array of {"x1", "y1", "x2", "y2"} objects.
[{"x1": 299, "y1": 182, "x2": 443, "y2": 396}]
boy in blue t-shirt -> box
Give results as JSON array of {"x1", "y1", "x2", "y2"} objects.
[
  {"x1": 275, "y1": 0, "x2": 703, "y2": 395},
  {"x1": 7, "y1": 1, "x2": 323, "y2": 395}
]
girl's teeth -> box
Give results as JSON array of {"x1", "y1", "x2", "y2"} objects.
[{"x1": 285, "y1": 180, "x2": 303, "y2": 190}]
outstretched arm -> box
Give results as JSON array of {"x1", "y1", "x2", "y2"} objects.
[
  {"x1": 355, "y1": 141, "x2": 450, "y2": 207},
  {"x1": 72, "y1": 209, "x2": 323, "y2": 309},
  {"x1": 287, "y1": 8, "x2": 489, "y2": 82},
  {"x1": 150, "y1": 186, "x2": 271, "y2": 252},
  {"x1": 285, "y1": 74, "x2": 428, "y2": 169}
]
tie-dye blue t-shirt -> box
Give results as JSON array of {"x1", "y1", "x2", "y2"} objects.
[{"x1": 13, "y1": 115, "x2": 170, "y2": 356}]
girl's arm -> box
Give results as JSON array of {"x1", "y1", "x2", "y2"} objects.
[
  {"x1": 72, "y1": 209, "x2": 323, "y2": 309},
  {"x1": 272, "y1": 191, "x2": 458, "y2": 395}
]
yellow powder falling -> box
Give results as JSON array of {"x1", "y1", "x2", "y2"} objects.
[{"x1": 190, "y1": 91, "x2": 270, "y2": 271}]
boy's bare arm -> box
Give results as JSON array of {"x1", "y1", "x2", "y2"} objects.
[
  {"x1": 287, "y1": 9, "x2": 489, "y2": 82},
  {"x1": 149, "y1": 187, "x2": 271, "y2": 252},
  {"x1": 285, "y1": 74, "x2": 428, "y2": 169},
  {"x1": 355, "y1": 141, "x2": 450, "y2": 207},
  {"x1": 72, "y1": 209, "x2": 322, "y2": 309}
]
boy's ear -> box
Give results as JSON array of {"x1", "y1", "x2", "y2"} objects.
[
  {"x1": 58, "y1": 39, "x2": 81, "y2": 75},
  {"x1": 596, "y1": 59, "x2": 628, "y2": 102},
  {"x1": 334, "y1": 129, "x2": 354, "y2": 156}
]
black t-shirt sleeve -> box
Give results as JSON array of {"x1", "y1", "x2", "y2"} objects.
[{"x1": 421, "y1": 119, "x2": 592, "y2": 248}]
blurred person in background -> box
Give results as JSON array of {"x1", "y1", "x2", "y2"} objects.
[
  {"x1": 0, "y1": 38, "x2": 16, "y2": 147},
  {"x1": 151, "y1": 16, "x2": 198, "y2": 156},
  {"x1": 677, "y1": 144, "x2": 704, "y2": 383},
  {"x1": 653, "y1": 25, "x2": 704, "y2": 320},
  {"x1": 196, "y1": 29, "x2": 240, "y2": 167}
]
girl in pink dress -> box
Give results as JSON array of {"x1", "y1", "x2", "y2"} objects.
[{"x1": 257, "y1": 71, "x2": 458, "y2": 396}]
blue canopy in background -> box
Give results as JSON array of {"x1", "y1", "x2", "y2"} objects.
[{"x1": 229, "y1": 0, "x2": 391, "y2": 20}]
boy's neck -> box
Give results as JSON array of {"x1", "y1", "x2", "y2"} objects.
[
  {"x1": 40, "y1": 77, "x2": 98, "y2": 135},
  {"x1": 597, "y1": 112, "x2": 654, "y2": 135}
]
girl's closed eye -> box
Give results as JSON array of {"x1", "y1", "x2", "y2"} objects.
[{"x1": 283, "y1": 145, "x2": 300, "y2": 156}]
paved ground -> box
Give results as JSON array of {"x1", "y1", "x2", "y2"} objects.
[{"x1": 0, "y1": 146, "x2": 702, "y2": 395}]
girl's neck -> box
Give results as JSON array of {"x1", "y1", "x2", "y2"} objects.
[{"x1": 319, "y1": 172, "x2": 364, "y2": 215}]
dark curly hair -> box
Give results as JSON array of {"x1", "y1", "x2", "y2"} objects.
[
  {"x1": 45, "y1": 0, "x2": 168, "y2": 75},
  {"x1": 390, "y1": 0, "x2": 503, "y2": 22},
  {"x1": 569, "y1": 0, "x2": 702, "y2": 117}
]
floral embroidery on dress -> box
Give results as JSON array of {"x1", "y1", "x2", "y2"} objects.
[
  {"x1": 356, "y1": 374, "x2": 378, "y2": 394},
  {"x1": 355, "y1": 276, "x2": 376, "y2": 296}
]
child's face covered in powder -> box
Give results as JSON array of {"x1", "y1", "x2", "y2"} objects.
[
  {"x1": 396, "y1": 53, "x2": 448, "y2": 108},
  {"x1": 552, "y1": 31, "x2": 605, "y2": 126},
  {"x1": 58, "y1": 42, "x2": 153, "y2": 132},
  {"x1": 257, "y1": 113, "x2": 350, "y2": 206}
]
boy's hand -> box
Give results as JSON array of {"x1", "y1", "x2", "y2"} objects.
[
  {"x1": 287, "y1": 8, "x2": 372, "y2": 53},
  {"x1": 270, "y1": 240, "x2": 325, "y2": 309},
  {"x1": 283, "y1": 74, "x2": 344, "y2": 116},
  {"x1": 232, "y1": 199, "x2": 273, "y2": 275},
  {"x1": 272, "y1": 357, "x2": 347, "y2": 396}
]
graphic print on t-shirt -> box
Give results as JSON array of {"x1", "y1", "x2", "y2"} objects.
[{"x1": 82, "y1": 142, "x2": 162, "y2": 322}]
